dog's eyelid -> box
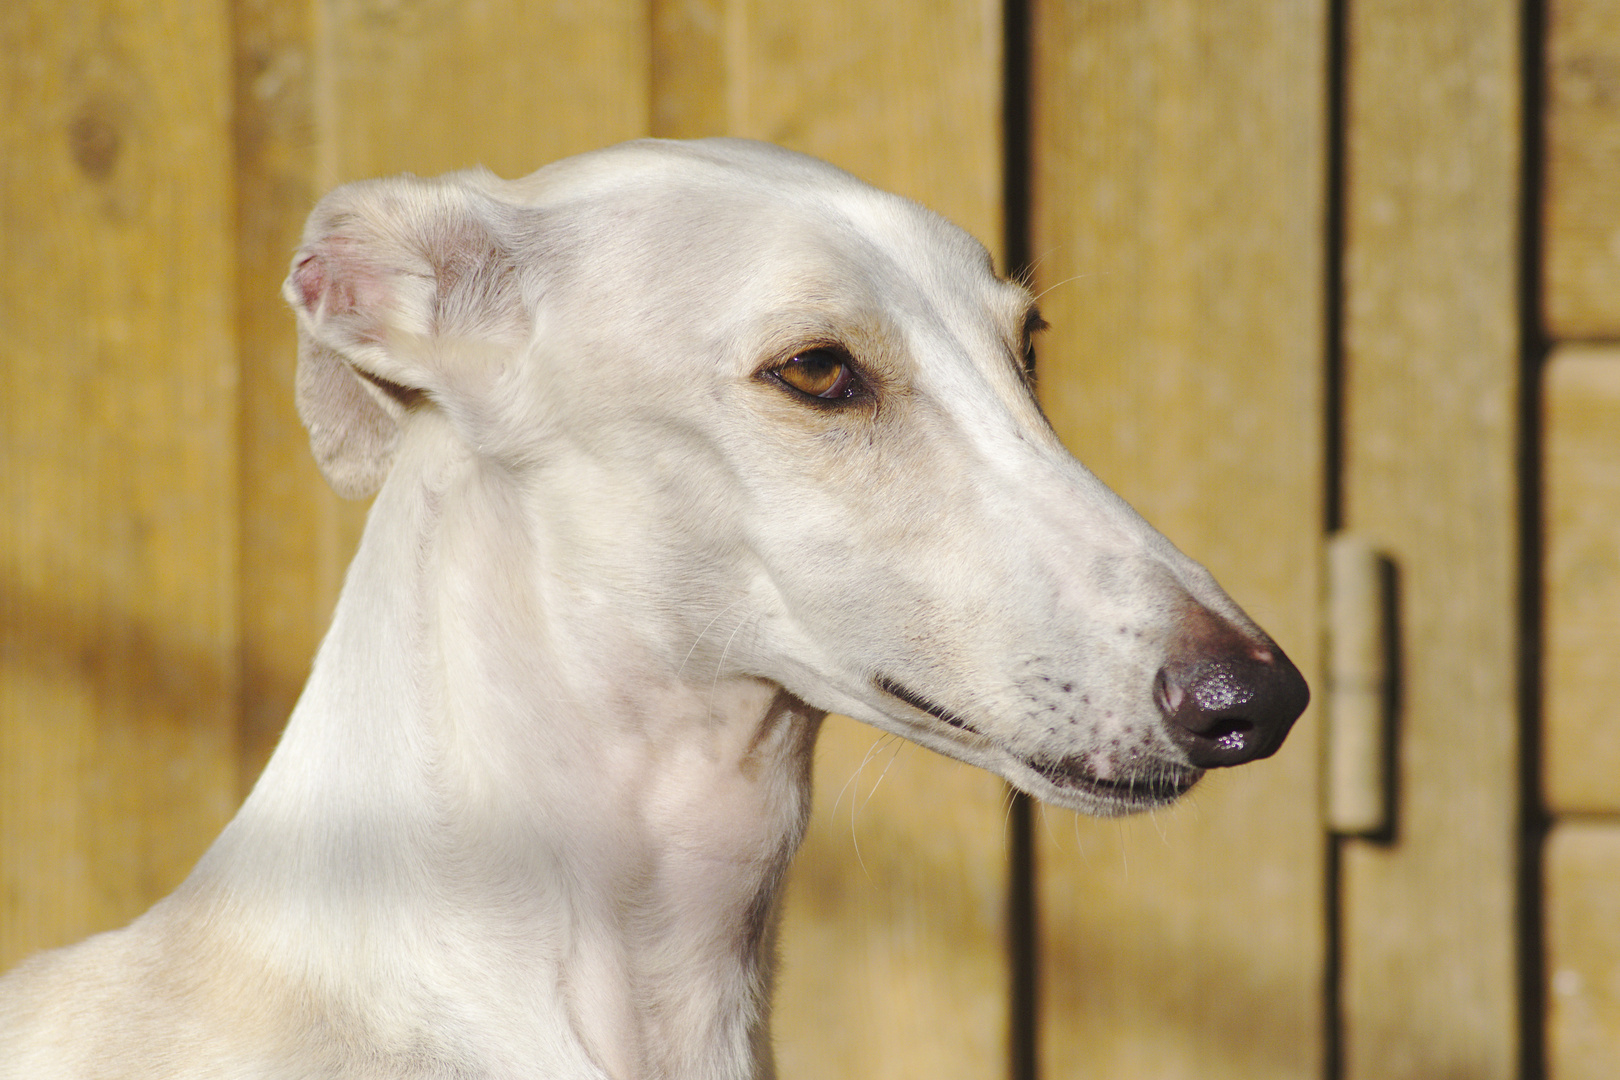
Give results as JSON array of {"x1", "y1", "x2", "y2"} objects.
[
  {"x1": 783, "y1": 338, "x2": 852, "y2": 362},
  {"x1": 757, "y1": 343, "x2": 877, "y2": 406},
  {"x1": 754, "y1": 339, "x2": 863, "y2": 377},
  {"x1": 1010, "y1": 309, "x2": 1047, "y2": 381}
]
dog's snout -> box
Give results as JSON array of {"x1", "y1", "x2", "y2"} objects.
[{"x1": 1155, "y1": 606, "x2": 1309, "y2": 769}]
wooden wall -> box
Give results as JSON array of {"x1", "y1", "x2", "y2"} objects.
[
  {"x1": 1337, "y1": 3, "x2": 1527, "y2": 1077},
  {"x1": 1030, "y1": 3, "x2": 1329, "y2": 1076},
  {"x1": 3, "y1": 1, "x2": 1614, "y2": 1076},
  {"x1": 3, "y1": 0, "x2": 241, "y2": 970},
  {"x1": 1543, "y1": 2, "x2": 1620, "y2": 1077}
]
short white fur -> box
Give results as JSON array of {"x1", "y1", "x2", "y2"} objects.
[{"x1": 0, "y1": 138, "x2": 1296, "y2": 1079}]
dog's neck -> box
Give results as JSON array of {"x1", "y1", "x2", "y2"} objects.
[{"x1": 186, "y1": 419, "x2": 823, "y2": 1080}]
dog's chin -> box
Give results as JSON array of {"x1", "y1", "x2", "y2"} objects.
[{"x1": 1018, "y1": 755, "x2": 1203, "y2": 816}]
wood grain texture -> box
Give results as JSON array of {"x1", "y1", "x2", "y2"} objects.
[
  {"x1": 651, "y1": 0, "x2": 727, "y2": 139},
  {"x1": 1028, "y1": 2, "x2": 1328, "y2": 1076},
  {"x1": 1543, "y1": 347, "x2": 1620, "y2": 813},
  {"x1": 696, "y1": 4, "x2": 1015, "y2": 1076},
  {"x1": 0, "y1": 0, "x2": 239, "y2": 969},
  {"x1": 775, "y1": 720, "x2": 1012, "y2": 1080},
  {"x1": 1338, "y1": 2, "x2": 1524, "y2": 1076},
  {"x1": 1543, "y1": 0, "x2": 1620, "y2": 340},
  {"x1": 717, "y1": 0, "x2": 1003, "y2": 247},
  {"x1": 317, "y1": 0, "x2": 650, "y2": 187},
  {"x1": 1545, "y1": 821, "x2": 1620, "y2": 1080}
]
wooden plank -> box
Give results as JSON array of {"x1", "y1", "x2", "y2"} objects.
[
  {"x1": 1546, "y1": 820, "x2": 1620, "y2": 1080},
  {"x1": 716, "y1": 0, "x2": 1003, "y2": 246},
  {"x1": 1028, "y1": 2, "x2": 1328, "y2": 1077},
  {"x1": 1544, "y1": 0, "x2": 1620, "y2": 340},
  {"x1": 1543, "y1": 347, "x2": 1620, "y2": 813},
  {"x1": 776, "y1": 724, "x2": 1013, "y2": 1079},
  {"x1": 0, "y1": 0, "x2": 239, "y2": 969},
  {"x1": 1338, "y1": 2, "x2": 1524, "y2": 1076},
  {"x1": 317, "y1": 0, "x2": 650, "y2": 186},
  {"x1": 690, "y1": 4, "x2": 1013, "y2": 1076},
  {"x1": 651, "y1": 0, "x2": 726, "y2": 139}
]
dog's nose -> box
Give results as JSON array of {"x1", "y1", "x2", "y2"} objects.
[{"x1": 1154, "y1": 606, "x2": 1310, "y2": 769}]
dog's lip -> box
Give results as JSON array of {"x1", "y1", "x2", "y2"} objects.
[
  {"x1": 872, "y1": 675, "x2": 1201, "y2": 809},
  {"x1": 874, "y1": 674, "x2": 979, "y2": 733},
  {"x1": 1025, "y1": 754, "x2": 1202, "y2": 808}
]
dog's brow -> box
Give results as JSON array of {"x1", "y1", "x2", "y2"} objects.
[{"x1": 752, "y1": 308, "x2": 902, "y2": 376}]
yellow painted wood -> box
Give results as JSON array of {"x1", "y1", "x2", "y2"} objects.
[
  {"x1": 1028, "y1": 2, "x2": 1328, "y2": 1076},
  {"x1": 651, "y1": 0, "x2": 727, "y2": 139},
  {"x1": 316, "y1": 0, "x2": 650, "y2": 187},
  {"x1": 0, "y1": 0, "x2": 240, "y2": 969},
  {"x1": 1339, "y1": 2, "x2": 1524, "y2": 1076},
  {"x1": 1546, "y1": 821, "x2": 1620, "y2": 1080},
  {"x1": 690, "y1": 4, "x2": 1014, "y2": 1076},
  {"x1": 1544, "y1": 0, "x2": 1620, "y2": 340},
  {"x1": 776, "y1": 721, "x2": 1012, "y2": 1080},
  {"x1": 1543, "y1": 347, "x2": 1620, "y2": 813},
  {"x1": 718, "y1": 0, "x2": 1003, "y2": 249}
]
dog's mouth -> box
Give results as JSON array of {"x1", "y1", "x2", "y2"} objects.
[
  {"x1": 1025, "y1": 754, "x2": 1202, "y2": 810},
  {"x1": 874, "y1": 674, "x2": 979, "y2": 733},
  {"x1": 874, "y1": 674, "x2": 1201, "y2": 811}
]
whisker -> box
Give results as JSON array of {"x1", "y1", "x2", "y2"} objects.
[
  {"x1": 833, "y1": 731, "x2": 887, "y2": 825},
  {"x1": 676, "y1": 597, "x2": 747, "y2": 681},
  {"x1": 844, "y1": 732, "x2": 899, "y2": 885},
  {"x1": 705, "y1": 612, "x2": 761, "y2": 725},
  {"x1": 1033, "y1": 269, "x2": 1108, "y2": 303},
  {"x1": 857, "y1": 735, "x2": 905, "y2": 817},
  {"x1": 1037, "y1": 800, "x2": 1061, "y2": 847},
  {"x1": 832, "y1": 729, "x2": 885, "y2": 823}
]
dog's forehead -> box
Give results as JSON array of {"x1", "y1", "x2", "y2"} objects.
[
  {"x1": 497, "y1": 139, "x2": 1032, "y2": 360},
  {"x1": 486, "y1": 139, "x2": 1036, "y2": 399}
]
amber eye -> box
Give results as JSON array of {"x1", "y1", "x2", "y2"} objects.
[{"x1": 772, "y1": 349, "x2": 860, "y2": 400}]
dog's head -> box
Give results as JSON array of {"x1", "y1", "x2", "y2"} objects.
[{"x1": 284, "y1": 138, "x2": 1307, "y2": 816}]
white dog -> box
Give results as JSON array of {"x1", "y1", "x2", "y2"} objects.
[{"x1": 0, "y1": 138, "x2": 1306, "y2": 1079}]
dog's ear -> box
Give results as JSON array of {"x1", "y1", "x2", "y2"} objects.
[{"x1": 283, "y1": 174, "x2": 528, "y2": 498}]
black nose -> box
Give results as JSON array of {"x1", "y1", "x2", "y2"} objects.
[{"x1": 1155, "y1": 607, "x2": 1310, "y2": 769}]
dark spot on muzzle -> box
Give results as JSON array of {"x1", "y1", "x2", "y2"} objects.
[{"x1": 1154, "y1": 604, "x2": 1310, "y2": 769}]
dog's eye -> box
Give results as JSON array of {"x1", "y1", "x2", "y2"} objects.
[
  {"x1": 1021, "y1": 310, "x2": 1048, "y2": 379},
  {"x1": 772, "y1": 349, "x2": 861, "y2": 401}
]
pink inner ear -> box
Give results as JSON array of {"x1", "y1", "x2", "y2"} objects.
[
  {"x1": 291, "y1": 252, "x2": 330, "y2": 314},
  {"x1": 291, "y1": 235, "x2": 382, "y2": 329}
]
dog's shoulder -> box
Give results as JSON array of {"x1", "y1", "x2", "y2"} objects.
[
  {"x1": 0, "y1": 926, "x2": 168, "y2": 1078},
  {"x1": 0, "y1": 917, "x2": 306, "y2": 1080}
]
